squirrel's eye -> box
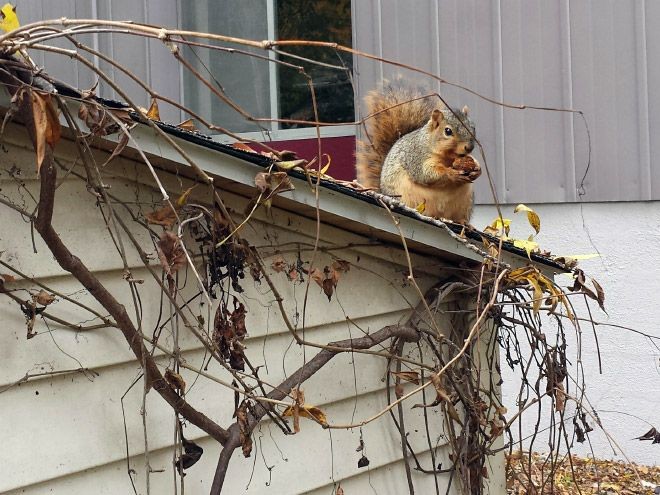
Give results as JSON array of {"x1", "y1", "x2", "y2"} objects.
[{"x1": 444, "y1": 127, "x2": 453, "y2": 137}]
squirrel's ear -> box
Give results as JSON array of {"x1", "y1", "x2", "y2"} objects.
[
  {"x1": 462, "y1": 105, "x2": 470, "y2": 115},
  {"x1": 430, "y1": 109, "x2": 444, "y2": 129}
]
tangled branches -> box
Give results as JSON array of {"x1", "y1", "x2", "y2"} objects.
[{"x1": 0, "y1": 17, "x2": 607, "y2": 495}]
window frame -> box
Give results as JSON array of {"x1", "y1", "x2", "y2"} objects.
[{"x1": 210, "y1": 0, "x2": 356, "y2": 144}]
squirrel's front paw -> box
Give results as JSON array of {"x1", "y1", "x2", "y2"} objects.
[{"x1": 452, "y1": 155, "x2": 481, "y2": 182}]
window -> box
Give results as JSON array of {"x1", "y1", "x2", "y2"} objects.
[{"x1": 180, "y1": 0, "x2": 354, "y2": 139}]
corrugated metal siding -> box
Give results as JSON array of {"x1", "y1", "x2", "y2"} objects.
[
  {"x1": 14, "y1": 0, "x2": 653, "y2": 203},
  {"x1": 354, "y1": 0, "x2": 658, "y2": 203},
  {"x1": 0, "y1": 127, "x2": 504, "y2": 493}
]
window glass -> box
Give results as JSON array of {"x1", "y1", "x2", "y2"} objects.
[
  {"x1": 276, "y1": 0, "x2": 354, "y2": 128},
  {"x1": 180, "y1": 1, "x2": 271, "y2": 133},
  {"x1": 180, "y1": 1, "x2": 354, "y2": 134}
]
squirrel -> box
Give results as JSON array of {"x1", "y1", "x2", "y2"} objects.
[{"x1": 356, "y1": 83, "x2": 481, "y2": 223}]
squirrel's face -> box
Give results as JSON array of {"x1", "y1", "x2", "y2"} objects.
[{"x1": 430, "y1": 108, "x2": 476, "y2": 159}]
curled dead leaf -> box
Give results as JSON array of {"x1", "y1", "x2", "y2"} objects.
[
  {"x1": 391, "y1": 370, "x2": 420, "y2": 385},
  {"x1": 177, "y1": 118, "x2": 196, "y2": 131},
  {"x1": 275, "y1": 158, "x2": 307, "y2": 171},
  {"x1": 30, "y1": 90, "x2": 61, "y2": 172},
  {"x1": 145, "y1": 204, "x2": 177, "y2": 227},
  {"x1": 145, "y1": 97, "x2": 160, "y2": 120},
  {"x1": 514, "y1": 203, "x2": 541, "y2": 234},
  {"x1": 33, "y1": 289, "x2": 55, "y2": 306},
  {"x1": 254, "y1": 171, "x2": 294, "y2": 201},
  {"x1": 282, "y1": 403, "x2": 328, "y2": 427},
  {"x1": 175, "y1": 423, "x2": 204, "y2": 474},
  {"x1": 164, "y1": 368, "x2": 186, "y2": 393},
  {"x1": 236, "y1": 401, "x2": 253, "y2": 457},
  {"x1": 271, "y1": 255, "x2": 287, "y2": 273},
  {"x1": 322, "y1": 278, "x2": 334, "y2": 301},
  {"x1": 157, "y1": 231, "x2": 187, "y2": 276},
  {"x1": 145, "y1": 186, "x2": 195, "y2": 227},
  {"x1": 309, "y1": 267, "x2": 324, "y2": 287}
]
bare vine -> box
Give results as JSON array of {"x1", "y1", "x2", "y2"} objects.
[{"x1": 0, "y1": 17, "x2": 625, "y2": 495}]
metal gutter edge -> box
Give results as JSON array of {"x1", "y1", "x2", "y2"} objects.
[{"x1": 4, "y1": 81, "x2": 568, "y2": 275}]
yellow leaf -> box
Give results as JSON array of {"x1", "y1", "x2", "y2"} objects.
[
  {"x1": 175, "y1": 185, "x2": 195, "y2": 208},
  {"x1": 282, "y1": 403, "x2": 328, "y2": 427},
  {"x1": 486, "y1": 217, "x2": 511, "y2": 237},
  {"x1": 415, "y1": 200, "x2": 426, "y2": 214},
  {"x1": 275, "y1": 159, "x2": 307, "y2": 171},
  {"x1": 512, "y1": 237, "x2": 539, "y2": 258},
  {"x1": 525, "y1": 275, "x2": 543, "y2": 315},
  {"x1": 0, "y1": 3, "x2": 19, "y2": 33},
  {"x1": 146, "y1": 98, "x2": 160, "y2": 120},
  {"x1": 514, "y1": 203, "x2": 541, "y2": 234},
  {"x1": 319, "y1": 153, "x2": 332, "y2": 175}
]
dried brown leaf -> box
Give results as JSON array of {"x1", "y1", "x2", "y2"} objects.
[
  {"x1": 145, "y1": 188, "x2": 194, "y2": 227},
  {"x1": 254, "y1": 171, "x2": 294, "y2": 200},
  {"x1": 157, "y1": 231, "x2": 186, "y2": 275},
  {"x1": 146, "y1": 97, "x2": 160, "y2": 120},
  {"x1": 391, "y1": 370, "x2": 420, "y2": 385},
  {"x1": 30, "y1": 91, "x2": 61, "y2": 172},
  {"x1": 33, "y1": 289, "x2": 55, "y2": 306},
  {"x1": 236, "y1": 401, "x2": 253, "y2": 457},
  {"x1": 271, "y1": 255, "x2": 287, "y2": 273},
  {"x1": 322, "y1": 278, "x2": 334, "y2": 301},
  {"x1": 164, "y1": 368, "x2": 186, "y2": 392},
  {"x1": 282, "y1": 403, "x2": 328, "y2": 428},
  {"x1": 145, "y1": 204, "x2": 177, "y2": 227},
  {"x1": 232, "y1": 142, "x2": 258, "y2": 153},
  {"x1": 177, "y1": 118, "x2": 196, "y2": 131},
  {"x1": 101, "y1": 131, "x2": 129, "y2": 167},
  {"x1": 309, "y1": 267, "x2": 324, "y2": 287},
  {"x1": 591, "y1": 277, "x2": 606, "y2": 312}
]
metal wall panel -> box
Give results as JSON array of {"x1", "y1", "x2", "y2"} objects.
[
  {"x1": 14, "y1": 0, "x2": 179, "y2": 121},
  {"x1": 13, "y1": 1, "x2": 659, "y2": 203},
  {"x1": 353, "y1": 0, "x2": 659, "y2": 203}
]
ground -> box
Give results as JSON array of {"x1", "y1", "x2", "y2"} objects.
[{"x1": 506, "y1": 452, "x2": 660, "y2": 494}]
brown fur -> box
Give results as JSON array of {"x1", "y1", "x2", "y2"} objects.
[
  {"x1": 356, "y1": 83, "x2": 436, "y2": 189},
  {"x1": 355, "y1": 81, "x2": 480, "y2": 223}
]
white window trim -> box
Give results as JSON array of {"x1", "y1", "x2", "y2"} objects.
[{"x1": 215, "y1": 124, "x2": 356, "y2": 144}]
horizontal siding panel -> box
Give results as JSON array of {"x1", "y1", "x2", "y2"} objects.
[
  {"x1": 1, "y1": 131, "x2": 499, "y2": 493},
  {"x1": 6, "y1": 393, "x2": 458, "y2": 494},
  {"x1": 1, "y1": 318, "x2": 445, "y2": 492}
]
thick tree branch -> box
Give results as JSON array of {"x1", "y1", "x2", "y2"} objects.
[
  {"x1": 0, "y1": 69, "x2": 230, "y2": 445},
  {"x1": 210, "y1": 323, "x2": 420, "y2": 494}
]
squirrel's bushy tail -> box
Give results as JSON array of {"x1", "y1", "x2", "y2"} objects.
[{"x1": 356, "y1": 81, "x2": 437, "y2": 189}]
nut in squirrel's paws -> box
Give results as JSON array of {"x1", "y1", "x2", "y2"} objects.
[{"x1": 452, "y1": 155, "x2": 481, "y2": 182}]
